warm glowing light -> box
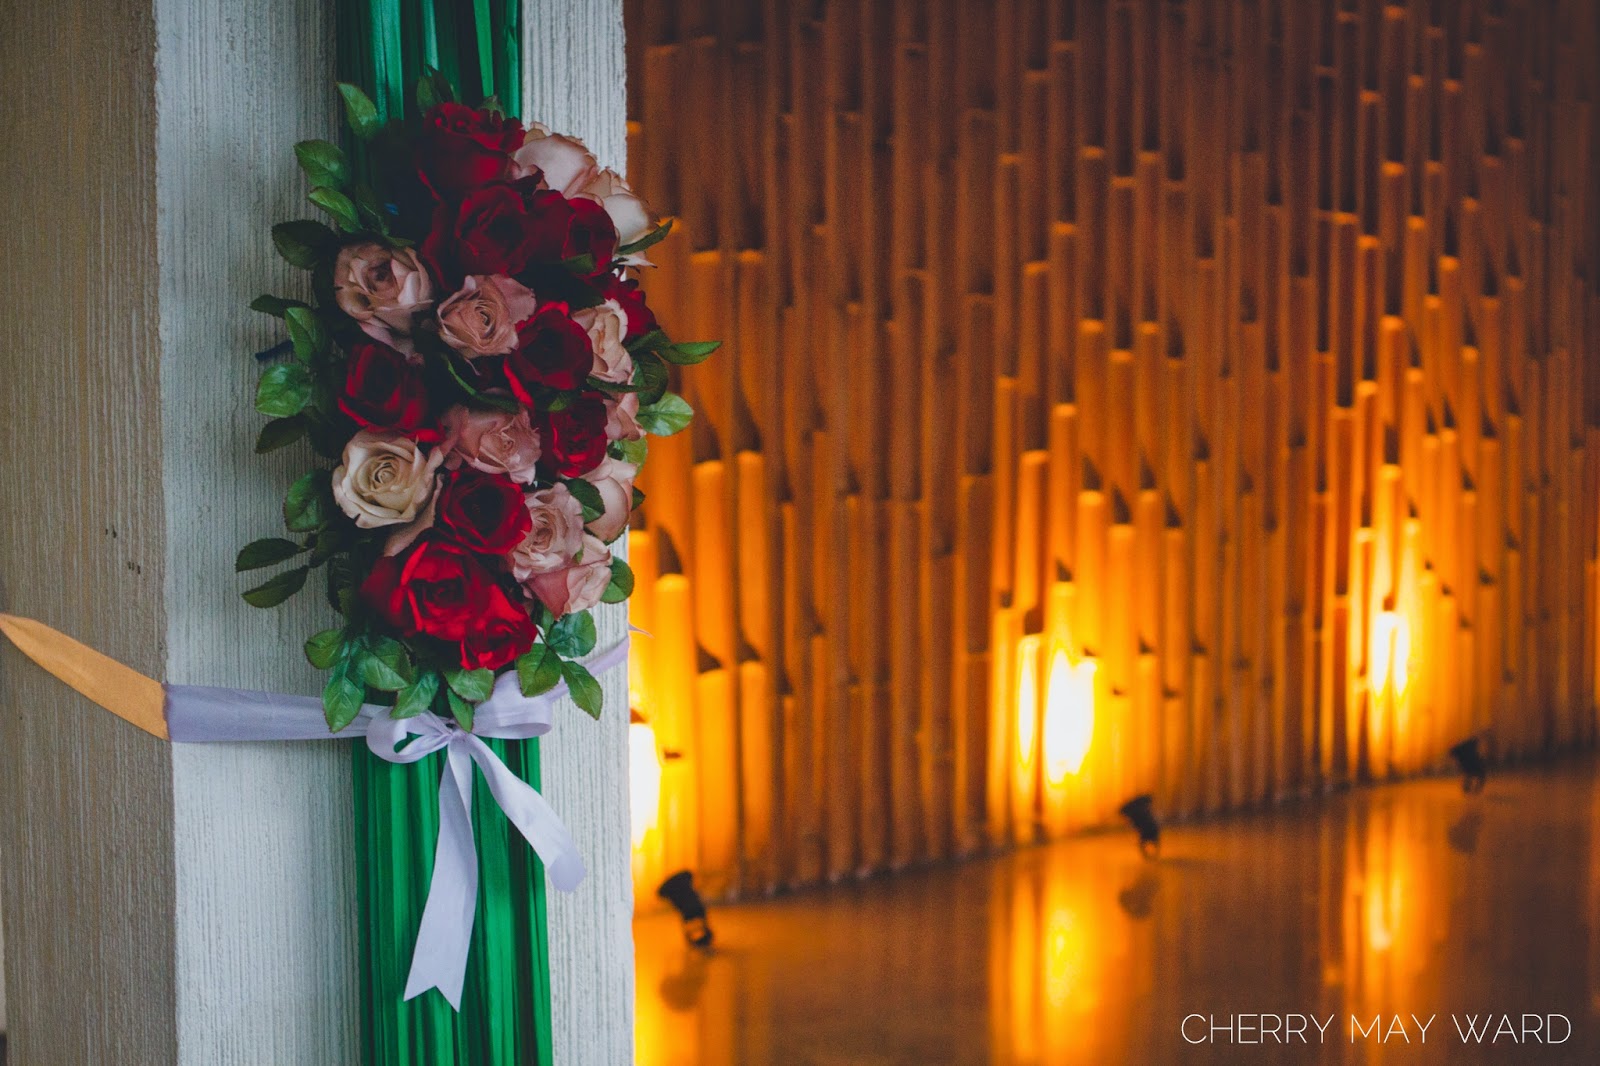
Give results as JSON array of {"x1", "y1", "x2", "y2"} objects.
[
  {"x1": 629, "y1": 719, "x2": 663, "y2": 848},
  {"x1": 1043, "y1": 650, "x2": 1096, "y2": 783},
  {"x1": 1370, "y1": 611, "x2": 1412, "y2": 696},
  {"x1": 1016, "y1": 637, "x2": 1042, "y2": 769}
]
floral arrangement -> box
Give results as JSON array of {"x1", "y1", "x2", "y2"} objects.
[{"x1": 238, "y1": 75, "x2": 713, "y2": 730}]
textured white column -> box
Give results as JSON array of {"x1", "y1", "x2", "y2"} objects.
[
  {"x1": 155, "y1": 1, "x2": 362, "y2": 1063},
  {"x1": 523, "y1": 3, "x2": 638, "y2": 1064}
]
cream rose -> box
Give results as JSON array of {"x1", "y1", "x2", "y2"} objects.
[
  {"x1": 333, "y1": 243, "x2": 434, "y2": 350},
  {"x1": 572, "y1": 300, "x2": 633, "y2": 384},
  {"x1": 332, "y1": 430, "x2": 443, "y2": 529},
  {"x1": 440, "y1": 404, "x2": 542, "y2": 484},
  {"x1": 525, "y1": 533, "x2": 613, "y2": 617},
  {"x1": 509, "y1": 485, "x2": 587, "y2": 582},
  {"x1": 436, "y1": 274, "x2": 537, "y2": 358},
  {"x1": 512, "y1": 124, "x2": 654, "y2": 259},
  {"x1": 582, "y1": 455, "x2": 637, "y2": 542}
]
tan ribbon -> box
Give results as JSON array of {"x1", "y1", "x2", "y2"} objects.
[{"x1": 0, "y1": 613, "x2": 170, "y2": 739}]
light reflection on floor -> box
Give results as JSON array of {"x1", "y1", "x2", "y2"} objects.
[{"x1": 634, "y1": 758, "x2": 1600, "y2": 1064}]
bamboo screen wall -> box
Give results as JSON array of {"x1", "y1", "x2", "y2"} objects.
[{"x1": 619, "y1": 0, "x2": 1600, "y2": 901}]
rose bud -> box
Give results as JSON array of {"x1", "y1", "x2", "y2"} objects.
[
  {"x1": 504, "y1": 304, "x2": 594, "y2": 399},
  {"x1": 416, "y1": 102, "x2": 524, "y2": 198},
  {"x1": 433, "y1": 467, "x2": 533, "y2": 555}
]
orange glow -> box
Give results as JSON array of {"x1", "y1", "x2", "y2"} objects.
[
  {"x1": 1044, "y1": 650, "x2": 1096, "y2": 784},
  {"x1": 630, "y1": 719, "x2": 663, "y2": 848},
  {"x1": 1016, "y1": 636, "x2": 1042, "y2": 770},
  {"x1": 1370, "y1": 611, "x2": 1412, "y2": 696}
]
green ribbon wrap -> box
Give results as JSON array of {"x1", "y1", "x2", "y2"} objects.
[{"x1": 336, "y1": 3, "x2": 554, "y2": 1063}]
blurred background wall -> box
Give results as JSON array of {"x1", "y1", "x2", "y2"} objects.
[{"x1": 617, "y1": 0, "x2": 1600, "y2": 902}]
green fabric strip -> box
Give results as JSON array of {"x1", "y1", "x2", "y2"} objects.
[{"x1": 337, "y1": 2, "x2": 551, "y2": 1063}]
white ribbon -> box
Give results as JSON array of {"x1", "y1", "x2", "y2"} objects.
[{"x1": 362, "y1": 642, "x2": 625, "y2": 1009}]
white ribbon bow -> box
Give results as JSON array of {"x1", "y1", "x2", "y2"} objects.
[{"x1": 364, "y1": 657, "x2": 613, "y2": 1010}]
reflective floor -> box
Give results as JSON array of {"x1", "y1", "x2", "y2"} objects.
[{"x1": 635, "y1": 758, "x2": 1600, "y2": 1064}]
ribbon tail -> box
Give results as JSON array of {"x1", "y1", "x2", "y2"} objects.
[
  {"x1": 403, "y1": 743, "x2": 480, "y2": 1009},
  {"x1": 465, "y1": 735, "x2": 587, "y2": 892}
]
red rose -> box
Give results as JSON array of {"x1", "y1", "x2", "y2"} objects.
[
  {"x1": 339, "y1": 340, "x2": 435, "y2": 437},
  {"x1": 459, "y1": 591, "x2": 538, "y2": 670},
  {"x1": 417, "y1": 103, "x2": 523, "y2": 198},
  {"x1": 519, "y1": 193, "x2": 618, "y2": 273},
  {"x1": 543, "y1": 395, "x2": 610, "y2": 476},
  {"x1": 600, "y1": 274, "x2": 657, "y2": 339},
  {"x1": 361, "y1": 537, "x2": 494, "y2": 643},
  {"x1": 360, "y1": 536, "x2": 535, "y2": 669},
  {"x1": 434, "y1": 467, "x2": 533, "y2": 554},
  {"x1": 504, "y1": 304, "x2": 594, "y2": 399},
  {"x1": 421, "y1": 179, "x2": 544, "y2": 282}
]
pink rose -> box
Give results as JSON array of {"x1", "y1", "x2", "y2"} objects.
[
  {"x1": 572, "y1": 300, "x2": 633, "y2": 384},
  {"x1": 332, "y1": 430, "x2": 443, "y2": 529},
  {"x1": 525, "y1": 533, "x2": 613, "y2": 617},
  {"x1": 512, "y1": 124, "x2": 654, "y2": 261},
  {"x1": 509, "y1": 484, "x2": 586, "y2": 582},
  {"x1": 606, "y1": 392, "x2": 644, "y2": 442},
  {"x1": 582, "y1": 456, "x2": 637, "y2": 542},
  {"x1": 333, "y1": 243, "x2": 434, "y2": 352},
  {"x1": 436, "y1": 274, "x2": 537, "y2": 358},
  {"x1": 440, "y1": 404, "x2": 542, "y2": 484}
]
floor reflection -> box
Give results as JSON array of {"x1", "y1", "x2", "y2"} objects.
[{"x1": 635, "y1": 759, "x2": 1600, "y2": 1064}]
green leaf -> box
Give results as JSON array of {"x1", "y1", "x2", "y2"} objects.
[
  {"x1": 441, "y1": 351, "x2": 521, "y2": 412},
  {"x1": 617, "y1": 218, "x2": 674, "y2": 257},
  {"x1": 562, "y1": 252, "x2": 597, "y2": 275},
  {"x1": 661, "y1": 339, "x2": 721, "y2": 366},
  {"x1": 235, "y1": 537, "x2": 303, "y2": 572},
  {"x1": 294, "y1": 139, "x2": 351, "y2": 189},
  {"x1": 395, "y1": 669, "x2": 440, "y2": 719},
  {"x1": 360, "y1": 650, "x2": 408, "y2": 692},
  {"x1": 256, "y1": 363, "x2": 312, "y2": 417},
  {"x1": 632, "y1": 485, "x2": 646, "y2": 510},
  {"x1": 601, "y1": 557, "x2": 636, "y2": 603},
  {"x1": 309, "y1": 186, "x2": 362, "y2": 232},
  {"x1": 625, "y1": 328, "x2": 668, "y2": 354},
  {"x1": 284, "y1": 306, "x2": 330, "y2": 362},
  {"x1": 272, "y1": 220, "x2": 337, "y2": 269},
  {"x1": 446, "y1": 688, "x2": 475, "y2": 732},
  {"x1": 516, "y1": 644, "x2": 564, "y2": 697},
  {"x1": 256, "y1": 416, "x2": 307, "y2": 453},
  {"x1": 250, "y1": 294, "x2": 307, "y2": 318},
  {"x1": 347, "y1": 181, "x2": 390, "y2": 232},
  {"x1": 242, "y1": 566, "x2": 309, "y2": 608},
  {"x1": 545, "y1": 610, "x2": 597, "y2": 659},
  {"x1": 304, "y1": 628, "x2": 345, "y2": 670},
  {"x1": 323, "y1": 661, "x2": 366, "y2": 732},
  {"x1": 284, "y1": 471, "x2": 330, "y2": 533},
  {"x1": 337, "y1": 82, "x2": 382, "y2": 140},
  {"x1": 563, "y1": 477, "x2": 605, "y2": 523},
  {"x1": 637, "y1": 392, "x2": 694, "y2": 436},
  {"x1": 612, "y1": 436, "x2": 648, "y2": 466},
  {"x1": 444, "y1": 667, "x2": 494, "y2": 703},
  {"x1": 416, "y1": 67, "x2": 456, "y2": 112},
  {"x1": 632, "y1": 350, "x2": 670, "y2": 406},
  {"x1": 560, "y1": 660, "x2": 603, "y2": 719}
]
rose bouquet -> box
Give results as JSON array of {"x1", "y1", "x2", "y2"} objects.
[{"x1": 239, "y1": 74, "x2": 712, "y2": 730}]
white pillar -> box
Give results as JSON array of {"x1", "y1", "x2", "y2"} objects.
[
  {"x1": 522, "y1": 4, "x2": 638, "y2": 1064},
  {"x1": 1, "y1": 0, "x2": 632, "y2": 1061}
]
